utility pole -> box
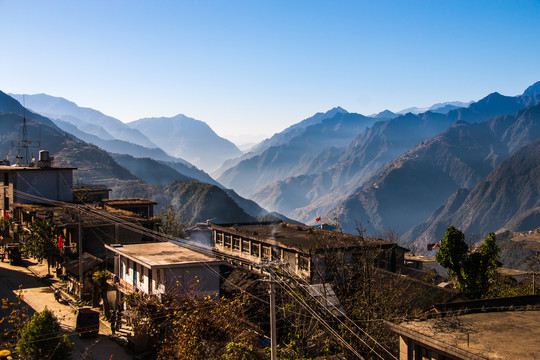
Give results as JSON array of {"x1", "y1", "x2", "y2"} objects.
[
  {"x1": 258, "y1": 261, "x2": 281, "y2": 360},
  {"x1": 269, "y1": 278, "x2": 277, "y2": 360},
  {"x1": 78, "y1": 210, "x2": 83, "y2": 296}
]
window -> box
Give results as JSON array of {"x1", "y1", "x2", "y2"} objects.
[
  {"x1": 3, "y1": 173, "x2": 8, "y2": 186},
  {"x1": 125, "y1": 259, "x2": 130, "y2": 275},
  {"x1": 224, "y1": 235, "x2": 232, "y2": 248},
  {"x1": 251, "y1": 243, "x2": 260, "y2": 257},
  {"x1": 233, "y1": 238, "x2": 240, "y2": 251},
  {"x1": 242, "y1": 240, "x2": 250, "y2": 253},
  {"x1": 298, "y1": 256, "x2": 309, "y2": 271},
  {"x1": 216, "y1": 232, "x2": 223, "y2": 245},
  {"x1": 262, "y1": 246, "x2": 271, "y2": 260}
]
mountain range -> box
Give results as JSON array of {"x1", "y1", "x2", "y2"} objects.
[
  {"x1": 10, "y1": 93, "x2": 241, "y2": 174},
  {"x1": 242, "y1": 84, "x2": 540, "y2": 229},
  {"x1": 5, "y1": 80, "x2": 540, "y2": 258},
  {"x1": 402, "y1": 135, "x2": 540, "y2": 249},
  {"x1": 128, "y1": 115, "x2": 242, "y2": 172},
  {"x1": 0, "y1": 91, "x2": 271, "y2": 225}
]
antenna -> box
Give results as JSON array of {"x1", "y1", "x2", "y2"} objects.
[{"x1": 11, "y1": 95, "x2": 41, "y2": 166}]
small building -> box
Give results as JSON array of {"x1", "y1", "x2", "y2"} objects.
[
  {"x1": 105, "y1": 242, "x2": 224, "y2": 298},
  {"x1": 211, "y1": 221, "x2": 407, "y2": 283},
  {"x1": 102, "y1": 198, "x2": 156, "y2": 218},
  {"x1": 73, "y1": 186, "x2": 111, "y2": 203},
  {"x1": 11, "y1": 200, "x2": 159, "y2": 260},
  {"x1": 386, "y1": 295, "x2": 540, "y2": 359},
  {"x1": 0, "y1": 162, "x2": 75, "y2": 216},
  {"x1": 404, "y1": 254, "x2": 447, "y2": 278},
  {"x1": 62, "y1": 252, "x2": 103, "y2": 299}
]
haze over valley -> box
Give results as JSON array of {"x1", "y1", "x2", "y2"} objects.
[{"x1": 1, "y1": 80, "x2": 539, "y2": 256}]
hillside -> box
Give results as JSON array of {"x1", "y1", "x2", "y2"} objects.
[
  {"x1": 250, "y1": 84, "x2": 540, "y2": 224},
  {"x1": 333, "y1": 120, "x2": 510, "y2": 235},
  {"x1": 111, "y1": 154, "x2": 196, "y2": 185},
  {"x1": 496, "y1": 229, "x2": 540, "y2": 272},
  {"x1": 217, "y1": 112, "x2": 377, "y2": 197},
  {"x1": 0, "y1": 92, "x2": 138, "y2": 184},
  {"x1": 10, "y1": 93, "x2": 157, "y2": 149},
  {"x1": 110, "y1": 180, "x2": 258, "y2": 226},
  {"x1": 128, "y1": 114, "x2": 242, "y2": 172},
  {"x1": 403, "y1": 137, "x2": 540, "y2": 248},
  {"x1": 52, "y1": 118, "x2": 191, "y2": 165}
]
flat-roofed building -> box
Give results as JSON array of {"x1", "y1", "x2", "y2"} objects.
[
  {"x1": 0, "y1": 164, "x2": 75, "y2": 216},
  {"x1": 211, "y1": 221, "x2": 407, "y2": 283},
  {"x1": 105, "y1": 242, "x2": 224, "y2": 298},
  {"x1": 386, "y1": 295, "x2": 540, "y2": 360}
]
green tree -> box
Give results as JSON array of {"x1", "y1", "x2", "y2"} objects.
[
  {"x1": 0, "y1": 216, "x2": 12, "y2": 238},
  {"x1": 436, "y1": 227, "x2": 500, "y2": 297},
  {"x1": 92, "y1": 270, "x2": 111, "y2": 316},
  {"x1": 16, "y1": 308, "x2": 73, "y2": 360},
  {"x1": 23, "y1": 219, "x2": 58, "y2": 275},
  {"x1": 127, "y1": 293, "x2": 266, "y2": 360},
  {"x1": 156, "y1": 205, "x2": 185, "y2": 238},
  {"x1": 0, "y1": 295, "x2": 30, "y2": 351}
]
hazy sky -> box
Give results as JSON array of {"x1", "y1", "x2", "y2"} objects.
[{"x1": 1, "y1": 0, "x2": 539, "y2": 145}]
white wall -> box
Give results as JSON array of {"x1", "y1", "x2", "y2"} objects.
[{"x1": 117, "y1": 256, "x2": 219, "y2": 298}]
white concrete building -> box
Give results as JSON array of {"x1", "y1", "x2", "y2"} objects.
[{"x1": 105, "y1": 242, "x2": 224, "y2": 298}]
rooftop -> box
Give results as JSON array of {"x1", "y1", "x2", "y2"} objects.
[
  {"x1": 211, "y1": 221, "x2": 396, "y2": 253},
  {"x1": 102, "y1": 198, "x2": 157, "y2": 206},
  {"x1": 63, "y1": 252, "x2": 103, "y2": 276},
  {"x1": 405, "y1": 254, "x2": 437, "y2": 262},
  {"x1": 0, "y1": 165, "x2": 76, "y2": 171},
  {"x1": 14, "y1": 202, "x2": 156, "y2": 225},
  {"x1": 105, "y1": 242, "x2": 223, "y2": 268},
  {"x1": 389, "y1": 310, "x2": 540, "y2": 359}
]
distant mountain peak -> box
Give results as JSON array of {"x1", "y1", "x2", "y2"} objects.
[
  {"x1": 372, "y1": 109, "x2": 398, "y2": 120},
  {"x1": 523, "y1": 81, "x2": 540, "y2": 96},
  {"x1": 333, "y1": 106, "x2": 348, "y2": 113}
]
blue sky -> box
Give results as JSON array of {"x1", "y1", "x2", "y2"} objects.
[{"x1": 1, "y1": 0, "x2": 539, "y2": 145}]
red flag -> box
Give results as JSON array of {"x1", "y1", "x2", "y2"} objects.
[
  {"x1": 3, "y1": 211, "x2": 8, "y2": 219},
  {"x1": 58, "y1": 234, "x2": 64, "y2": 249},
  {"x1": 315, "y1": 217, "x2": 321, "y2": 222},
  {"x1": 433, "y1": 242, "x2": 439, "y2": 248}
]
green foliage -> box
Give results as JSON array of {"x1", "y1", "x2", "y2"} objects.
[
  {"x1": 0, "y1": 296, "x2": 30, "y2": 350},
  {"x1": 0, "y1": 216, "x2": 12, "y2": 237},
  {"x1": 156, "y1": 205, "x2": 185, "y2": 238},
  {"x1": 92, "y1": 270, "x2": 110, "y2": 289},
  {"x1": 435, "y1": 226, "x2": 469, "y2": 280},
  {"x1": 23, "y1": 218, "x2": 58, "y2": 274},
  {"x1": 436, "y1": 227, "x2": 501, "y2": 297},
  {"x1": 486, "y1": 274, "x2": 536, "y2": 298},
  {"x1": 16, "y1": 308, "x2": 73, "y2": 360},
  {"x1": 128, "y1": 294, "x2": 266, "y2": 360}
]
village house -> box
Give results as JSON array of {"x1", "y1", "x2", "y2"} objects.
[
  {"x1": 386, "y1": 295, "x2": 540, "y2": 360},
  {"x1": 104, "y1": 242, "x2": 224, "y2": 298},
  {"x1": 211, "y1": 221, "x2": 407, "y2": 283},
  {"x1": 0, "y1": 154, "x2": 162, "y2": 299},
  {"x1": 0, "y1": 151, "x2": 74, "y2": 218}
]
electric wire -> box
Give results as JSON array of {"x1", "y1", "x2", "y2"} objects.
[{"x1": 278, "y1": 266, "x2": 395, "y2": 360}]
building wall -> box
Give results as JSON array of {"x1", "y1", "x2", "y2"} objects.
[
  {"x1": 12, "y1": 169, "x2": 73, "y2": 204},
  {"x1": 399, "y1": 335, "x2": 463, "y2": 360},
  {"x1": 117, "y1": 255, "x2": 220, "y2": 298},
  {"x1": 212, "y1": 229, "x2": 311, "y2": 281},
  {"x1": 0, "y1": 169, "x2": 73, "y2": 212}
]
